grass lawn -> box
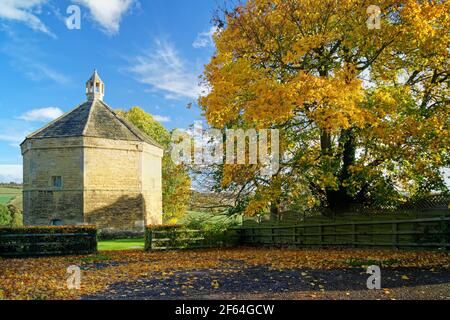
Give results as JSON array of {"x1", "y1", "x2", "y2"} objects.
[
  {"x1": 98, "y1": 238, "x2": 144, "y2": 251},
  {"x1": 0, "y1": 195, "x2": 13, "y2": 205},
  {"x1": 96, "y1": 210, "x2": 237, "y2": 252}
]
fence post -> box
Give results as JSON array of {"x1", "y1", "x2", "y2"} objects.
[
  {"x1": 149, "y1": 229, "x2": 153, "y2": 251},
  {"x1": 271, "y1": 227, "x2": 275, "y2": 245},
  {"x1": 320, "y1": 225, "x2": 324, "y2": 247},
  {"x1": 334, "y1": 224, "x2": 337, "y2": 245},
  {"x1": 352, "y1": 223, "x2": 357, "y2": 248},
  {"x1": 241, "y1": 228, "x2": 246, "y2": 245},
  {"x1": 302, "y1": 226, "x2": 307, "y2": 246},
  {"x1": 237, "y1": 228, "x2": 244, "y2": 245},
  {"x1": 440, "y1": 217, "x2": 446, "y2": 249},
  {"x1": 392, "y1": 222, "x2": 398, "y2": 249},
  {"x1": 302, "y1": 227, "x2": 306, "y2": 246},
  {"x1": 293, "y1": 227, "x2": 297, "y2": 246}
]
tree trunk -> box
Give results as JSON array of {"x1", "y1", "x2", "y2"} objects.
[
  {"x1": 324, "y1": 129, "x2": 357, "y2": 213},
  {"x1": 320, "y1": 130, "x2": 332, "y2": 156},
  {"x1": 340, "y1": 129, "x2": 356, "y2": 183},
  {"x1": 270, "y1": 201, "x2": 281, "y2": 221}
]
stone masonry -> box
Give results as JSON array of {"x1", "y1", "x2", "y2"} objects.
[{"x1": 21, "y1": 71, "x2": 163, "y2": 234}]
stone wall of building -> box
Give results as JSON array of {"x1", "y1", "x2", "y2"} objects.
[
  {"x1": 141, "y1": 143, "x2": 163, "y2": 226},
  {"x1": 22, "y1": 136, "x2": 163, "y2": 232},
  {"x1": 22, "y1": 137, "x2": 84, "y2": 226},
  {"x1": 83, "y1": 137, "x2": 163, "y2": 232}
]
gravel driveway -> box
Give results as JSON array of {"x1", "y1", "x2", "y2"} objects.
[{"x1": 83, "y1": 264, "x2": 450, "y2": 300}]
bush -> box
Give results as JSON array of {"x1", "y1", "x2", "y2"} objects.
[
  {"x1": 0, "y1": 204, "x2": 23, "y2": 227},
  {"x1": 185, "y1": 214, "x2": 241, "y2": 247},
  {"x1": 145, "y1": 223, "x2": 239, "y2": 251},
  {"x1": 201, "y1": 223, "x2": 240, "y2": 247},
  {"x1": 7, "y1": 204, "x2": 23, "y2": 227},
  {"x1": 0, "y1": 226, "x2": 97, "y2": 257},
  {"x1": 0, "y1": 204, "x2": 12, "y2": 226}
]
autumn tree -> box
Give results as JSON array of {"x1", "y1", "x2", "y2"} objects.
[
  {"x1": 121, "y1": 107, "x2": 191, "y2": 222},
  {"x1": 200, "y1": 0, "x2": 449, "y2": 215}
]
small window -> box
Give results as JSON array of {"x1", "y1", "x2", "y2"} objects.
[
  {"x1": 51, "y1": 219, "x2": 63, "y2": 226},
  {"x1": 52, "y1": 176, "x2": 62, "y2": 189}
]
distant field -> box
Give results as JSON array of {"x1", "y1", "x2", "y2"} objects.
[
  {"x1": 0, "y1": 195, "x2": 12, "y2": 205},
  {"x1": 0, "y1": 188, "x2": 22, "y2": 208}
]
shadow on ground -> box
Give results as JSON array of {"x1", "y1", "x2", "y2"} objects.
[{"x1": 83, "y1": 262, "x2": 450, "y2": 300}]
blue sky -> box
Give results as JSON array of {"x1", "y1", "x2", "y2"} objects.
[{"x1": 0, "y1": 0, "x2": 218, "y2": 182}]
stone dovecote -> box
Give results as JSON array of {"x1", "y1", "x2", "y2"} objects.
[{"x1": 21, "y1": 71, "x2": 163, "y2": 234}]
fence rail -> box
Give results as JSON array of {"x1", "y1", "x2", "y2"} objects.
[
  {"x1": 145, "y1": 226, "x2": 239, "y2": 251},
  {"x1": 238, "y1": 217, "x2": 450, "y2": 250},
  {"x1": 149, "y1": 229, "x2": 209, "y2": 250}
]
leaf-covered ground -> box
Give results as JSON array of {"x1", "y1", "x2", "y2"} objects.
[{"x1": 1, "y1": 248, "x2": 449, "y2": 300}]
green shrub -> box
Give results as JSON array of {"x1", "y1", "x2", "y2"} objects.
[
  {"x1": 0, "y1": 226, "x2": 97, "y2": 257},
  {"x1": 7, "y1": 204, "x2": 23, "y2": 227},
  {"x1": 0, "y1": 204, "x2": 23, "y2": 227},
  {"x1": 0, "y1": 225, "x2": 97, "y2": 234},
  {"x1": 187, "y1": 216, "x2": 241, "y2": 248},
  {"x1": 145, "y1": 223, "x2": 239, "y2": 251},
  {"x1": 0, "y1": 204, "x2": 12, "y2": 226},
  {"x1": 201, "y1": 223, "x2": 240, "y2": 247}
]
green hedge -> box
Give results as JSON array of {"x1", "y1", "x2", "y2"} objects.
[
  {"x1": 0, "y1": 226, "x2": 97, "y2": 257},
  {"x1": 145, "y1": 224, "x2": 239, "y2": 251}
]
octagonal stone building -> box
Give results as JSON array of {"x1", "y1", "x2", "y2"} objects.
[{"x1": 21, "y1": 71, "x2": 163, "y2": 234}]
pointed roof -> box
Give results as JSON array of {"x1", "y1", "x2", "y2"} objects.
[
  {"x1": 88, "y1": 69, "x2": 102, "y2": 83},
  {"x1": 86, "y1": 69, "x2": 105, "y2": 101},
  {"x1": 23, "y1": 99, "x2": 162, "y2": 148}
]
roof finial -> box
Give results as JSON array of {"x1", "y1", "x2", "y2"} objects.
[{"x1": 86, "y1": 70, "x2": 105, "y2": 101}]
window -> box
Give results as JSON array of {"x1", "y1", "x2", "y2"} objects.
[
  {"x1": 52, "y1": 176, "x2": 62, "y2": 189},
  {"x1": 51, "y1": 219, "x2": 63, "y2": 226}
]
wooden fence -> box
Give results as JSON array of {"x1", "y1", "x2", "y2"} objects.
[
  {"x1": 244, "y1": 196, "x2": 450, "y2": 226},
  {"x1": 238, "y1": 217, "x2": 450, "y2": 250},
  {"x1": 147, "y1": 229, "x2": 209, "y2": 250},
  {"x1": 145, "y1": 226, "x2": 239, "y2": 251},
  {"x1": 0, "y1": 226, "x2": 97, "y2": 257}
]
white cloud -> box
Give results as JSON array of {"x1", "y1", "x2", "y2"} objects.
[
  {"x1": 0, "y1": 165, "x2": 22, "y2": 183},
  {"x1": 73, "y1": 0, "x2": 136, "y2": 35},
  {"x1": 129, "y1": 39, "x2": 207, "y2": 100},
  {"x1": 18, "y1": 107, "x2": 64, "y2": 122},
  {"x1": 152, "y1": 115, "x2": 171, "y2": 123},
  {"x1": 193, "y1": 26, "x2": 218, "y2": 49},
  {"x1": 0, "y1": 0, "x2": 137, "y2": 36},
  {"x1": 0, "y1": 0, "x2": 54, "y2": 36}
]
